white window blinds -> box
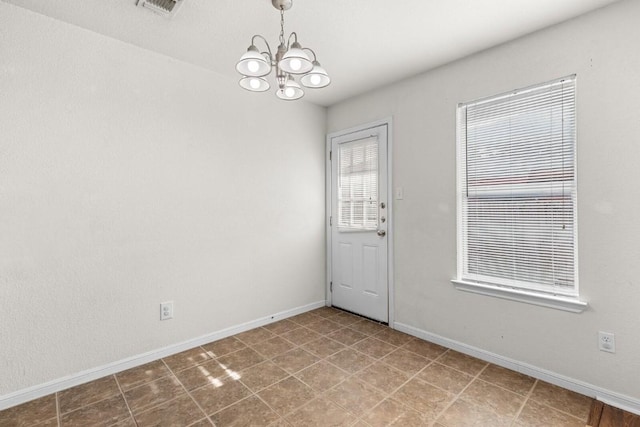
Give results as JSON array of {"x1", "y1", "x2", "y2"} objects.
[
  {"x1": 457, "y1": 76, "x2": 577, "y2": 296},
  {"x1": 338, "y1": 137, "x2": 378, "y2": 230}
]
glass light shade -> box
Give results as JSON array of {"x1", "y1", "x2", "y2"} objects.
[
  {"x1": 236, "y1": 46, "x2": 271, "y2": 77},
  {"x1": 278, "y1": 42, "x2": 313, "y2": 74},
  {"x1": 239, "y1": 76, "x2": 270, "y2": 92},
  {"x1": 276, "y1": 77, "x2": 304, "y2": 100},
  {"x1": 300, "y1": 61, "x2": 331, "y2": 88}
]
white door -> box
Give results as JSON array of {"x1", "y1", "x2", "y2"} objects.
[{"x1": 329, "y1": 124, "x2": 389, "y2": 322}]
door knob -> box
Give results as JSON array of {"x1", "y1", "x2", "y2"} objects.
[{"x1": 377, "y1": 230, "x2": 386, "y2": 237}]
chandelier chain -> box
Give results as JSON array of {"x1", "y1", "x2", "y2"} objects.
[{"x1": 279, "y1": 8, "x2": 285, "y2": 45}]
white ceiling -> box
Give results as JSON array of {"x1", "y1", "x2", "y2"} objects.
[{"x1": 3, "y1": 0, "x2": 620, "y2": 106}]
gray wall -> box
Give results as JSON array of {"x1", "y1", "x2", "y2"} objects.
[
  {"x1": 328, "y1": 0, "x2": 640, "y2": 401},
  {"x1": 0, "y1": 3, "x2": 326, "y2": 395}
]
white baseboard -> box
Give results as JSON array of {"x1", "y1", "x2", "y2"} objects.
[
  {"x1": 0, "y1": 300, "x2": 326, "y2": 411},
  {"x1": 393, "y1": 322, "x2": 640, "y2": 416}
]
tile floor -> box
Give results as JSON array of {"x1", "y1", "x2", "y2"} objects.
[{"x1": 0, "y1": 307, "x2": 594, "y2": 427}]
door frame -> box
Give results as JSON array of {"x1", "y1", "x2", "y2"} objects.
[{"x1": 326, "y1": 117, "x2": 395, "y2": 327}]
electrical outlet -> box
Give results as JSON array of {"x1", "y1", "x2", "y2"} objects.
[
  {"x1": 598, "y1": 331, "x2": 615, "y2": 353},
  {"x1": 160, "y1": 301, "x2": 174, "y2": 321}
]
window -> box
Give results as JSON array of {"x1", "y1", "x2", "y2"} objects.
[
  {"x1": 455, "y1": 76, "x2": 584, "y2": 310},
  {"x1": 337, "y1": 137, "x2": 378, "y2": 230}
]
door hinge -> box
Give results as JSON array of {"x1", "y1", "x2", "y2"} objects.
[
  {"x1": 329, "y1": 151, "x2": 332, "y2": 161},
  {"x1": 330, "y1": 216, "x2": 332, "y2": 226},
  {"x1": 330, "y1": 281, "x2": 333, "y2": 292}
]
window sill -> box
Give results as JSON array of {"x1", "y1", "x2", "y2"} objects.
[{"x1": 451, "y1": 280, "x2": 588, "y2": 313}]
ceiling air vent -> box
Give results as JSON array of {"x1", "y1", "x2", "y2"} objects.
[{"x1": 136, "y1": 0, "x2": 184, "y2": 18}]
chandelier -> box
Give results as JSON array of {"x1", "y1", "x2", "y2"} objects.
[{"x1": 235, "y1": 0, "x2": 330, "y2": 101}]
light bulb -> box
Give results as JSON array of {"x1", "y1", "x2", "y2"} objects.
[
  {"x1": 289, "y1": 58, "x2": 302, "y2": 71},
  {"x1": 249, "y1": 78, "x2": 261, "y2": 89},
  {"x1": 310, "y1": 74, "x2": 321, "y2": 86},
  {"x1": 247, "y1": 61, "x2": 260, "y2": 73},
  {"x1": 285, "y1": 87, "x2": 296, "y2": 98}
]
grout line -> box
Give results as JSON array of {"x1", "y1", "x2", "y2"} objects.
[
  {"x1": 55, "y1": 392, "x2": 61, "y2": 427},
  {"x1": 511, "y1": 378, "x2": 538, "y2": 427},
  {"x1": 426, "y1": 359, "x2": 491, "y2": 424},
  {"x1": 112, "y1": 374, "x2": 138, "y2": 427}
]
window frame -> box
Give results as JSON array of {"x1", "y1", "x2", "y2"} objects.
[{"x1": 452, "y1": 76, "x2": 587, "y2": 313}]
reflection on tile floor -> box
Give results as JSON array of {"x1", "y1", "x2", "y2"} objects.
[{"x1": 0, "y1": 307, "x2": 593, "y2": 426}]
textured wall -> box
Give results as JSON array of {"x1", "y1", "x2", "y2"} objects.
[
  {"x1": 0, "y1": 4, "x2": 326, "y2": 395},
  {"x1": 328, "y1": 0, "x2": 640, "y2": 401}
]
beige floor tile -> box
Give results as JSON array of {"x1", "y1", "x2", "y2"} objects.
[
  {"x1": 436, "y1": 351, "x2": 488, "y2": 376},
  {"x1": 133, "y1": 394, "x2": 206, "y2": 427},
  {"x1": 235, "y1": 327, "x2": 276, "y2": 346},
  {"x1": 279, "y1": 326, "x2": 321, "y2": 345},
  {"x1": 201, "y1": 336, "x2": 246, "y2": 358},
  {"x1": 263, "y1": 319, "x2": 299, "y2": 335},
  {"x1": 478, "y1": 364, "x2": 536, "y2": 396},
  {"x1": 325, "y1": 377, "x2": 386, "y2": 416},
  {"x1": 355, "y1": 362, "x2": 410, "y2": 393},
  {"x1": 528, "y1": 380, "x2": 592, "y2": 421},
  {"x1": 362, "y1": 398, "x2": 427, "y2": 427},
  {"x1": 58, "y1": 375, "x2": 121, "y2": 414},
  {"x1": 271, "y1": 348, "x2": 320, "y2": 374},
  {"x1": 210, "y1": 395, "x2": 280, "y2": 426},
  {"x1": 309, "y1": 306, "x2": 340, "y2": 318},
  {"x1": 416, "y1": 362, "x2": 474, "y2": 394},
  {"x1": 289, "y1": 312, "x2": 321, "y2": 326},
  {"x1": 267, "y1": 418, "x2": 293, "y2": 427},
  {"x1": 513, "y1": 399, "x2": 585, "y2": 427},
  {"x1": 302, "y1": 337, "x2": 346, "y2": 358},
  {"x1": 173, "y1": 358, "x2": 233, "y2": 391},
  {"x1": 326, "y1": 348, "x2": 376, "y2": 374},
  {"x1": 328, "y1": 311, "x2": 363, "y2": 326},
  {"x1": 437, "y1": 399, "x2": 513, "y2": 427},
  {"x1": 392, "y1": 378, "x2": 455, "y2": 418},
  {"x1": 374, "y1": 329, "x2": 413, "y2": 347},
  {"x1": 458, "y1": 379, "x2": 524, "y2": 418},
  {"x1": 239, "y1": 361, "x2": 289, "y2": 392},
  {"x1": 60, "y1": 394, "x2": 132, "y2": 426},
  {"x1": 382, "y1": 348, "x2": 431, "y2": 375},
  {"x1": 162, "y1": 347, "x2": 211, "y2": 373},
  {"x1": 190, "y1": 378, "x2": 252, "y2": 416},
  {"x1": 0, "y1": 394, "x2": 57, "y2": 427},
  {"x1": 111, "y1": 418, "x2": 138, "y2": 427},
  {"x1": 352, "y1": 337, "x2": 397, "y2": 359},
  {"x1": 123, "y1": 375, "x2": 185, "y2": 414},
  {"x1": 34, "y1": 418, "x2": 60, "y2": 427},
  {"x1": 295, "y1": 361, "x2": 349, "y2": 392},
  {"x1": 348, "y1": 319, "x2": 388, "y2": 336},
  {"x1": 188, "y1": 419, "x2": 214, "y2": 427},
  {"x1": 258, "y1": 376, "x2": 316, "y2": 416},
  {"x1": 115, "y1": 360, "x2": 171, "y2": 391},
  {"x1": 402, "y1": 338, "x2": 448, "y2": 360},
  {"x1": 326, "y1": 327, "x2": 368, "y2": 346},
  {"x1": 251, "y1": 336, "x2": 296, "y2": 359},
  {"x1": 216, "y1": 347, "x2": 265, "y2": 372},
  {"x1": 304, "y1": 318, "x2": 342, "y2": 335},
  {"x1": 285, "y1": 397, "x2": 357, "y2": 427}
]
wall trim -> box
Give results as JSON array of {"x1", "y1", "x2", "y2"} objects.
[
  {"x1": 394, "y1": 322, "x2": 640, "y2": 416},
  {"x1": 0, "y1": 300, "x2": 326, "y2": 411}
]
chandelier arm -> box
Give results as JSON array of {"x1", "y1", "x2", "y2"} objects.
[
  {"x1": 302, "y1": 47, "x2": 317, "y2": 62},
  {"x1": 251, "y1": 35, "x2": 274, "y2": 60},
  {"x1": 286, "y1": 32, "x2": 299, "y2": 49}
]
